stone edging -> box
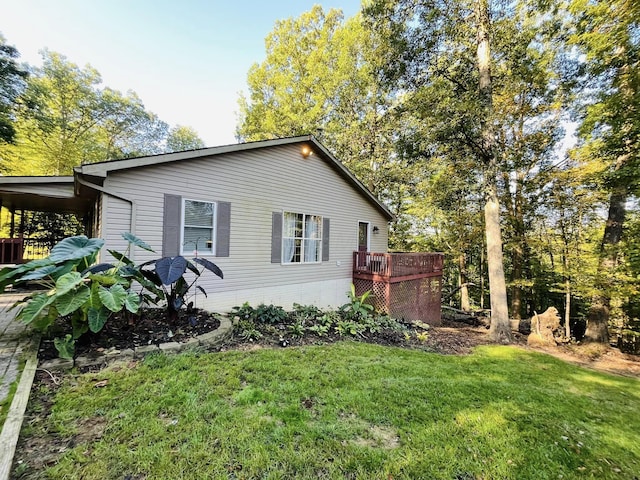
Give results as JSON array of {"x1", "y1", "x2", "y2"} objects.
[{"x1": 39, "y1": 316, "x2": 234, "y2": 371}]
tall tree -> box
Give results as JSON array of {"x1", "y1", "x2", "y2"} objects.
[
  {"x1": 237, "y1": 6, "x2": 414, "y2": 239},
  {"x1": 166, "y1": 125, "x2": 205, "y2": 152},
  {"x1": 1, "y1": 50, "x2": 169, "y2": 175},
  {"x1": 569, "y1": 0, "x2": 640, "y2": 342},
  {"x1": 0, "y1": 34, "x2": 28, "y2": 144}
]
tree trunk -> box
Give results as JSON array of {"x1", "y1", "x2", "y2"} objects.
[
  {"x1": 459, "y1": 254, "x2": 471, "y2": 312},
  {"x1": 476, "y1": 0, "x2": 512, "y2": 343},
  {"x1": 485, "y1": 182, "x2": 512, "y2": 342},
  {"x1": 509, "y1": 174, "x2": 525, "y2": 321},
  {"x1": 585, "y1": 186, "x2": 626, "y2": 343}
]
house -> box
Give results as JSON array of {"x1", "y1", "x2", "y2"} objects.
[
  {"x1": 0, "y1": 135, "x2": 443, "y2": 321},
  {"x1": 0, "y1": 137, "x2": 377, "y2": 304}
]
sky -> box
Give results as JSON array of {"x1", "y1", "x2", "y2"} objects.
[{"x1": 1, "y1": 0, "x2": 363, "y2": 147}]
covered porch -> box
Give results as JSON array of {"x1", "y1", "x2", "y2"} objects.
[
  {"x1": 0, "y1": 177, "x2": 95, "y2": 264},
  {"x1": 353, "y1": 251, "x2": 444, "y2": 325}
]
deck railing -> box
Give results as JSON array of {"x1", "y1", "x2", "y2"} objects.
[
  {"x1": 353, "y1": 251, "x2": 443, "y2": 280},
  {"x1": 0, "y1": 237, "x2": 23, "y2": 264},
  {"x1": 0, "y1": 237, "x2": 52, "y2": 264}
]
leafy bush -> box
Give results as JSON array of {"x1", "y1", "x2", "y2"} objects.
[
  {"x1": 255, "y1": 304, "x2": 288, "y2": 324},
  {"x1": 0, "y1": 233, "x2": 151, "y2": 358},
  {"x1": 140, "y1": 255, "x2": 223, "y2": 323},
  {"x1": 231, "y1": 302, "x2": 257, "y2": 321},
  {"x1": 339, "y1": 284, "x2": 374, "y2": 321}
]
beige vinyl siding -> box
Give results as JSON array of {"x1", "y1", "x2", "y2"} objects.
[{"x1": 101, "y1": 143, "x2": 389, "y2": 306}]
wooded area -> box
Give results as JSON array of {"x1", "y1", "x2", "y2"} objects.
[{"x1": 1, "y1": 0, "x2": 639, "y2": 346}]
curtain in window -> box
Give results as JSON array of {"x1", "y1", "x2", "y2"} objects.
[
  {"x1": 283, "y1": 212, "x2": 298, "y2": 263},
  {"x1": 304, "y1": 215, "x2": 321, "y2": 262}
]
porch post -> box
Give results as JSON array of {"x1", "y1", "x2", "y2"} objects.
[{"x1": 9, "y1": 207, "x2": 15, "y2": 238}]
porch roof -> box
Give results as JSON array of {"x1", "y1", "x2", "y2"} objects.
[{"x1": 0, "y1": 176, "x2": 93, "y2": 215}]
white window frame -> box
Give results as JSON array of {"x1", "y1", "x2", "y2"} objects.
[
  {"x1": 180, "y1": 198, "x2": 217, "y2": 256},
  {"x1": 282, "y1": 211, "x2": 323, "y2": 264}
]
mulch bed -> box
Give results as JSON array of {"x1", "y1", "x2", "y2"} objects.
[{"x1": 38, "y1": 308, "x2": 221, "y2": 361}]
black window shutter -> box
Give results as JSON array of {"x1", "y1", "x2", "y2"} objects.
[
  {"x1": 322, "y1": 217, "x2": 330, "y2": 262},
  {"x1": 163, "y1": 194, "x2": 182, "y2": 257},
  {"x1": 271, "y1": 212, "x2": 283, "y2": 263},
  {"x1": 216, "y1": 202, "x2": 231, "y2": 257}
]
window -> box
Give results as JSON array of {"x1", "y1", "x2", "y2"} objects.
[
  {"x1": 282, "y1": 212, "x2": 322, "y2": 263},
  {"x1": 181, "y1": 199, "x2": 216, "y2": 255}
]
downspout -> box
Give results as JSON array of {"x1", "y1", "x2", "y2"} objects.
[{"x1": 75, "y1": 176, "x2": 137, "y2": 260}]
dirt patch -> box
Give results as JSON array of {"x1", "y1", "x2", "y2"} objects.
[
  {"x1": 521, "y1": 342, "x2": 640, "y2": 378},
  {"x1": 353, "y1": 425, "x2": 401, "y2": 449}
]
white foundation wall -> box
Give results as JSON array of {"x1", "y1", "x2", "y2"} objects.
[{"x1": 177, "y1": 277, "x2": 353, "y2": 313}]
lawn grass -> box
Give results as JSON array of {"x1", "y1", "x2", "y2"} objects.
[{"x1": 17, "y1": 342, "x2": 640, "y2": 479}]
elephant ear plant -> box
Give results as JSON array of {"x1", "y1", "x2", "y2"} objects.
[
  {"x1": 0, "y1": 233, "x2": 152, "y2": 359},
  {"x1": 140, "y1": 255, "x2": 223, "y2": 324}
]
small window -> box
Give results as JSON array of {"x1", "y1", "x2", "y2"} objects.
[
  {"x1": 181, "y1": 199, "x2": 216, "y2": 255},
  {"x1": 282, "y1": 212, "x2": 322, "y2": 263}
]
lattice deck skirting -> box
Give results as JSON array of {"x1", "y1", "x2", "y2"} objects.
[{"x1": 353, "y1": 252, "x2": 443, "y2": 325}]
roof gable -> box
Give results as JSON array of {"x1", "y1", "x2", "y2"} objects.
[{"x1": 76, "y1": 135, "x2": 394, "y2": 221}]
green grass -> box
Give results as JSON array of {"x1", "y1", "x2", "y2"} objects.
[{"x1": 18, "y1": 343, "x2": 640, "y2": 479}]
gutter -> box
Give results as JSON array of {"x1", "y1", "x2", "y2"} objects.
[{"x1": 75, "y1": 176, "x2": 137, "y2": 259}]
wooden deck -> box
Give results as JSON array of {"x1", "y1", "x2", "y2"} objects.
[{"x1": 353, "y1": 251, "x2": 444, "y2": 325}]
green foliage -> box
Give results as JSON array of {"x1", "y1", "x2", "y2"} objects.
[
  {"x1": 0, "y1": 49, "x2": 202, "y2": 176},
  {"x1": 140, "y1": 255, "x2": 223, "y2": 322},
  {"x1": 255, "y1": 304, "x2": 288, "y2": 324},
  {"x1": 237, "y1": 5, "x2": 412, "y2": 241},
  {"x1": 339, "y1": 284, "x2": 375, "y2": 321},
  {"x1": 0, "y1": 34, "x2": 28, "y2": 145},
  {"x1": 229, "y1": 297, "x2": 406, "y2": 344},
  {"x1": 165, "y1": 125, "x2": 205, "y2": 152},
  {"x1": 0, "y1": 233, "x2": 151, "y2": 358}
]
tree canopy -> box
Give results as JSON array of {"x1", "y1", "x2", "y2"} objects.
[{"x1": 238, "y1": 0, "x2": 640, "y2": 345}]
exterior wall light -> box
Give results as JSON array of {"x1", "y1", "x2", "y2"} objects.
[
  {"x1": 373, "y1": 226, "x2": 380, "y2": 234},
  {"x1": 301, "y1": 145, "x2": 313, "y2": 158}
]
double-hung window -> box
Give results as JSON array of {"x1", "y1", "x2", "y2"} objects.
[
  {"x1": 282, "y1": 212, "x2": 322, "y2": 263},
  {"x1": 182, "y1": 199, "x2": 216, "y2": 255}
]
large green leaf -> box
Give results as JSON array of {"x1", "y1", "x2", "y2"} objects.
[
  {"x1": 54, "y1": 272, "x2": 84, "y2": 296},
  {"x1": 98, "y1": 284, "x2": 127, "y2": 312},
  {"x1": 88, "y1": 273, "x2": 119, "y2": 286},
  {"x1": 49, "y1": 236, "x2": 105, "y2": 262},
  {"x1": 55, "y1": 285, "x2": 91, "y2": 316},
  {"x1": 155, "y1": 256, "x2": 187, "y2": 285},
  {"x1": 0, "y1": 259, "x2": 53, "y2": 290},
  {"x1": 71, "y1": 314, "x2": 89, "y2": 338},
  {"x1": 193, "y1": 257, "x2": 224, "y2": 279},
  {"x1": 122, "y1": 232, "x2": 155, "y2": 252},
  {"x1": 107, "y1": 250, "x2": 133, "y2": 265},
  {"x1": 54, "y1": 335, "x2": 75, "y2": 360},
  {"x1": 88, "y1": 307, "x2": 110, "y2": 333},
  {"x1": 17, "y1": 293, "x2": 54, "y2": 324},
  {"x1": 124, "y1": 291, "x2": 141, "y2": 313},
  {"x1": 19, "y1": 265, "x2": 60, "y2": 281}
]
